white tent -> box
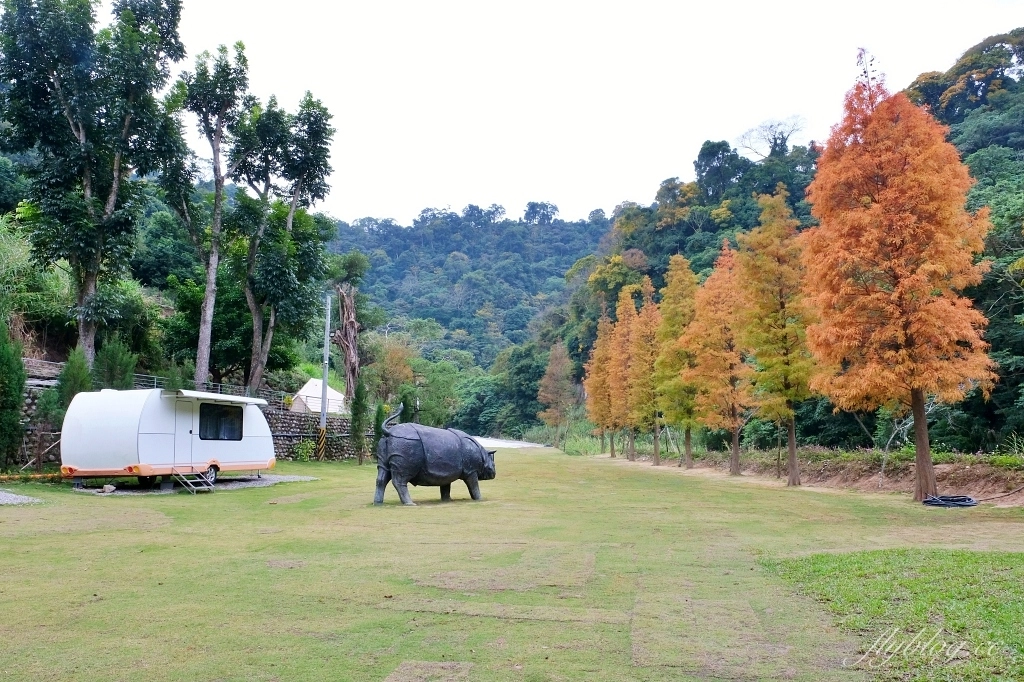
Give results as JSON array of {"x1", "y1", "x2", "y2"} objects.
[{"x1": 291, "y1": 378, "x2": 346, "y2": 414}]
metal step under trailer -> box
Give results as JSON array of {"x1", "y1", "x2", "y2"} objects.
[{"x1": 171, "y1": 468, "x2": 215, "y2": 494}]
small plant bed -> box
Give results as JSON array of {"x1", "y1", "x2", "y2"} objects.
[
  {"x1": 762, "y1": 549, "x2": 1024, "y2": 681},
  {"x1": 0, "y1": 472, "x2": 63, "y2": 484}
]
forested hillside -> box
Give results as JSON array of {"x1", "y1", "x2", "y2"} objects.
[{"x1": 331, "y1": 204, "x2": 606, "y2": 365}]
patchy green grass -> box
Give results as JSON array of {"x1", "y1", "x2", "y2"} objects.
[
  {"x1": 763, "y1": 549, "x2": 1024, "y2": 681},
  {"x1": 1, "y1": 450, "x2": 1024, "y2": 680}
]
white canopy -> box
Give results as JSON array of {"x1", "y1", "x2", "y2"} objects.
[
  {"x1": 291, "y1": 378, "x2": 346, "y2": 414},
  {"x1": 161, "y1": 389, "x2": 268, "y2": 406}
]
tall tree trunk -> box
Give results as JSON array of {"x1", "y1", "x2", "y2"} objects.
[
  {"x1": 776, "y1": 423, "x2": 783, "y2": 479},
  {"x1": 243, "y1": 197, "x2": 272, "y2": 393},
  {"x1": 911, "y1": 387, "x2": 936, "y2": 501},
  {"x1": 332, "y1": 283, "x2": 360, "y2": 402},
  {"x1": 249, "y1": 308, "x2": 276, "y2": 392},
  {"x1": 195, "y1": 246, "x2": 219, "y2": 389},
  {"x1": 609, "y1": 431, "x2": 616, "y2": 458},
  {"x1": 787, "y1": 416, "x2": 800, "y2": 487},
  {"x1": 652, "y1": 420, "x2": 661, "y2": 466},
  {"x1": 77, "y1": 270, "x2": 98, "y2": 366},
  {"x1": 195, "y1": 131, "x2": 227, "y2": 390},
  {"x1": 600, "y1": 429, "x2": 605, "y2": 454},
  {"x1": 244, "y1": 281, "x2": 264, "y2": 391},
  {"x1": 684, "y1": 426, "x2": 693, "y2": 469},
  {"x1": 628, "y1": 430, "x2": 635, "y2": 461},
  {"x1": 669, "y1": 425, "x2": 683, "y2": 467},
  {"x1": 729, "y1": 427, "x2": 741, "y2": 475}
]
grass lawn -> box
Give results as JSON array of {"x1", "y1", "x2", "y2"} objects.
[
  {"x1": 764, "y1": 549, "x2": 1024, "y2": 681},
  {"x1": 2, "y1": 449, "x2": 1023, "y2": 681}
]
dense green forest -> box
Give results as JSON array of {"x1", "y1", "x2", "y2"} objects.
[
  {"x1": 333, "y1": 204, "x2": 607, "y2": 365},
  {"x1": 1, "y1": 6, "x2": 1022, "y2": 458}
]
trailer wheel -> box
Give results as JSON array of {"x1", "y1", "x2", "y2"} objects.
[
  {"x1": 138, "y1": 476, "x2": 157, "y2": 489},
  {"x1": 204, "y1": 466, "x2": 218, "y2": 484}
]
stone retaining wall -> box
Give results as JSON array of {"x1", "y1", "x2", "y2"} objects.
[
  {"x1": 263, "y1": 410, "x2": 369, "y2": 461},
  {"x1": 19, "y1": 383, "x2": 60, "y2": 467}
]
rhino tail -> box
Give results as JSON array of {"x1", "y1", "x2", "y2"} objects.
[{"x1": 381, "y1": 403, "x2": 403, "y2": 437}]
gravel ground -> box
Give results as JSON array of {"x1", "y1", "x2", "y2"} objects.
[
  {"x1": 472, "y1": 436, "x2": 545, "y2": 449},
  {"x1": 73, "y1": 474, "x2": 319, "y2": 496},
  {"x1": 0, "y1": 489, "x2": 42, "y2": 505}
]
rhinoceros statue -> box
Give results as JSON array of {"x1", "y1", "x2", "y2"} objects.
[{"x1": 374, "y1": 407, "x2": 496, "y2": 505}]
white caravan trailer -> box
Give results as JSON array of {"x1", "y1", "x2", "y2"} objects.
[{"x1": 60, "y1": 389, "x2": 275, "y2": 483}]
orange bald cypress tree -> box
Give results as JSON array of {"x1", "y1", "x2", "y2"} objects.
[
  {"x1": 538, "y1": 341, "x2": 575, "y2": 448},
  {"x1": 737, "y1": 187, "x2": 813, "y2": 486},
  {"x1": 680, "y1": 241, "x2": 752, "y2": 475},
  {"x1": 609, "y1": 286, "x2": 638, "y2": 459},
  {"x1": 584, "y1": 309, "x2": 615, "y2": 455},
  {"x1": 804, "y1": 56, "x2": 996, "y2": 501},
  {"x1": 654, "y1": 255, "x2": 699, "y2": 467},
  {"x1": 628, "y1": 277, "x2": 663, "y2": 464}
]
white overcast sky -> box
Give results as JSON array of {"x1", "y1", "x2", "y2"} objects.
[{"x1": 148, "y1": 0, "x2": 1024, "y2": 225}]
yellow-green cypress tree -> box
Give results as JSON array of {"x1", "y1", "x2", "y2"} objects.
[
  {"x1": 584, "y1": 310, "x2": 615, "y2": 455},
  {"x1": 628, "y1": 277, "x2": 663, "y2": 464},
  {"x1": 737, "y1": 187, "x2": 813, "y2": 486},
  {"x1": 654, "y1": 255, "x2": 699, "y2": 467}
]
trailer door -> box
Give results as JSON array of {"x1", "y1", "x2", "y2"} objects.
[{"x1": 174, "y1": 400, "x2": 193, "y2": 465}]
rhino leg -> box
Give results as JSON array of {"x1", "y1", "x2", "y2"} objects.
[
  {"x1": 373, "y1": 467, "x2": 391, "y2": 505},
  {"x1": 465, "y1": 473, "x2": 482, "y2": 501},
  {"x1": 392, "y1": 477, "x2": 416, "y2": 506},
  {"x1": 440, "y1": 484, "x2": 451, "y2": 502}
]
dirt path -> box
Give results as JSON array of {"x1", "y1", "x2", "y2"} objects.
[{"x1": 599, "y1": 453, "x2": 1024, "y2": 507}]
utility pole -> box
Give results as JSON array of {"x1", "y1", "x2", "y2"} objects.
[{"x1": 317, "y1": 292, "x2": 330, "y2": 461}]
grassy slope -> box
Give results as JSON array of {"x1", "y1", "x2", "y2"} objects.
[
  {"x1": 1, "y1": 451, "x2": 1022, "y2": 681},
  {"x1": 765, "y1": 549, "x2": 1024, "y2": 681}
]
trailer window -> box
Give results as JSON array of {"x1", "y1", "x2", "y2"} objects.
[{"x1": 199, "y1": 403, "x2": 243, "y2": 441}]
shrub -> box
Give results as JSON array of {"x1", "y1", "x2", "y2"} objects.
[
  {"x1": 0, "y1": 321, "x2": 26, "y2": 469},
  {"x1": 398, "y1": 386, "x2": 415, "y2": 423},
  {"x1": 159, "y1": 360, "x2": 192, "y2": 390},
  {"x1": 58, "y1": 347, "x2": 92, "y2": 410},
  {"x1": 263, "y1": 367, "x2": 309, "y2": 394},
  {"x1": 350, "y1": 380, "x2": 368, "y2": 462},
  {"x1": 92, "y1": 337, "x2": 137, "y2": 389},
  {"x1": 372, "y1": 403, "x2": 386, "y2": 458},
  {"x1": 293, "y1": 439, "x2": 316, "y2": 462},
  {"x1": 34, "y1": 388, "x2": 64, "y2": 427},
  {"x1": 989, "y1": 454, "x2": 1024, "y2": 471}
]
